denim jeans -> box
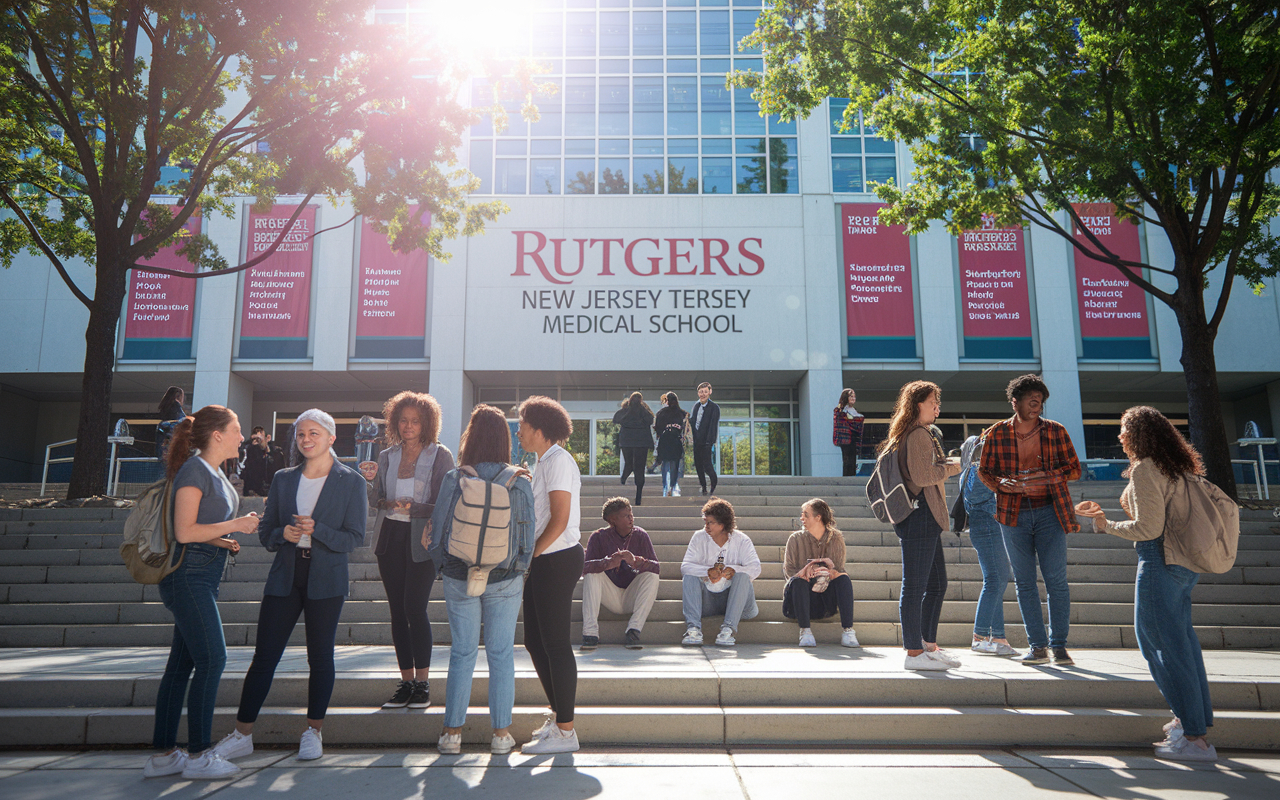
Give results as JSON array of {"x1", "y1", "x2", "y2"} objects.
[
  {"x1": 442, "y1": 573, "x2": 524, "y2": 730},
  {"x1": 894, "y1": 506, "x2": 947, "y2": 650},
  {"x1": 968, "y1": 510, "x2": 1010, "y2": 638},
  {"x1": 681, "y1": 573, "x2": 758, "y2": 631},
  {"x1": 999, "y1": 502, "x2": 1070, "y2": 649},
  {"x1": 1135, "y1": 537, "x2": 1213, "y2": 737},
  {"x1": 661, "y1": 460, "x2": 681, "y2": 494},
  {"x1": 153, "y1": 542, "x2": 228, "y2": 754}
]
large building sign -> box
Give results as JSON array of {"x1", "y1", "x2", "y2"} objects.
[
  {"x1": 958, "y1": 219, "x2": 1034, "y2": 359},
  {"x1": 238, "y1": 205, "x2": 316, "y2": 359},
  {"x1": 840, "y1": 203, "x2": 917, "y2": 359},
  {"x1": 123, "y1": 210, "x2": 199, "y2": 360},
  {"x1": 354, "y1": 212, "x2": 430, "y2": 359},
  {"x1": 1072, "y1": 202, "x2": 1151, "y2": 359}
]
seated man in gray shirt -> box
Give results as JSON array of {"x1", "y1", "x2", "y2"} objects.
[{"x1": 580, "y1": 497, "x2": 661, "y2": 651}]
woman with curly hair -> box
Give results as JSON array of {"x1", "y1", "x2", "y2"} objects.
[
  {"x1": 358, "y1": 391, "x2": 455, "y2": 710},
  {"x1": 1076, "y1": 406, "x2": 1218, "y2": 762}
]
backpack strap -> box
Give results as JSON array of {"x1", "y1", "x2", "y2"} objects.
[
  {"x1": 458, "y1": 465, "x2": 479, "y2": 479},
  {"x1": 495, "y1": 465, "x2": 520, "y2": 489}
]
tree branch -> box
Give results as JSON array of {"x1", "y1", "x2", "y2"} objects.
[{"x1": 0, "y1": 190, "x2": 93, "y2": 309}]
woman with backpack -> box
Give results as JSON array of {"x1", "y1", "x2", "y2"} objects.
[
  {"x1": 358, "y1": 391, "x2": 454, "y2": 711},
  {"x1": 613, "y1": 391, "x2": 655, "y2": 505},
  {"x1": 209, "y1": 408, "x2": 367, "y2": 764},
  {"x1": 878, "y1": 380, "x2": 962, "y2": 672},
  {"x1": 144, "y1": 405, "x2": 259, "y2": 781},
  {"x1": 654, "y1": 392, "x2": 690, "y2": 497},
  {"x1": 427, "y1": 404, "x2": 535, "y2": 755},
  {"x1": 1075, "y1": 406, "x2": 1221, "y2": 762}
]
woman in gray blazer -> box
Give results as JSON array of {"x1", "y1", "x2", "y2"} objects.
[
  {"x1": 209, "y1": 409, "x2": 367, "y2": 764},
  {"x1": 359, "y1": 391, "x2": 454, "y2": 710}
]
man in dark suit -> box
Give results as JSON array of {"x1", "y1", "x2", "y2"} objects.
[{"x1": 690, "y1": 382, "x2": 720, "y2": 495}]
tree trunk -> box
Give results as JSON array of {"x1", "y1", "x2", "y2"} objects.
[
  {"x1": 66, "y1": 263, "x2": 126, "y2": 499},
  {"x1": 1175, "y1": 307, "x2": 1238, "y2": 498}
]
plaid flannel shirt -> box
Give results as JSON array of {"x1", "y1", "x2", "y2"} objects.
[
  {"x1": 977, "y1": 416, "x2": 1082, "y2": 532},
  {"x1": 832, "y1": 408, "x2": 864, "y2": 447}
]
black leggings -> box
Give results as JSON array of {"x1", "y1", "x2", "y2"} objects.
[
  {"x1": 840, "y1": 444, "x2": 859, "y2": 477},
  {"x1": 523, "y1": 544, "x2": 585, "y2": 724},
  {"x1": 896, "y1": 506, "x2": 948, "y2": 651},
  {"x1": 376, "y1": 519, "x2": 436, "y2": 672},
  {"x1": 238, "y1": 551, "x2": 345, "y2": 723},
  {"x1": 787, "y1": 573, "x2": 855, "y2": 628},
  {"x1": 694, "y1": 443, "x2": 717, "y2": 493},
  {"x1": 619, "y1": 447, "x2": 649, "y2": 503}
]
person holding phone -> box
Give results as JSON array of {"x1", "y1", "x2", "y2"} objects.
[
  {"x1": 144, "y1": 405, "x2": 258, "y2": 781},
  {"x1": 782, "y1": 499, "x2": 858, "y2": 648},
  {"x1": 210, "y1": 409, "x2": 367, "y2": 764},
  {"x1": 679, "y1": 497, "x2": 761, "y2": 647},
  {"x1": 359, "y1": 391, "x2": 454, "y2": 711}
]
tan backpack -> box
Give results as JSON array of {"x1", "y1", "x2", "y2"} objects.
[
  {"x1": 1164, "y1": 474, "x2": 1240, "y2": 573},
  {"x1": 446, "y1": 465, "x2": 521, "y2": 595}
]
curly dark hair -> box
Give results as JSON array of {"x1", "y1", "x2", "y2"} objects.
[
  {"x1": 383, "y1": 391, "x2": 442, "y2": 446},
  {"x1": 701, "y1": 496, "x2": 736, "y2": 533},
  {"x1": 1120, "y1": 406, "x2": 1204, "y2": 479},
  {"x1": 518, "y1": 395, "x2": 573, "y2": 443},
  {"x1": 601, "y1": 496, "x2": 632, "y2": 521},
  {"x1": 1006, "y1": 374, "x2": 1050, "y2": 403}
]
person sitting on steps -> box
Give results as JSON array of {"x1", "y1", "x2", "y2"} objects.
[
  {"x1": 680, "y1": 497, "x2": 760, "y2": 647},
  {"x1": 580, "y1": 497, "x2": 661, "y2": 651}
]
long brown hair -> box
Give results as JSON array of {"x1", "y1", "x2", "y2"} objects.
[
  {"x1": 878, "y1": 380, "x2": 940, "y2": 455},
  {"x1": 166, "y1": 405, "x2": 236, "y2": 479},
  {"x1": 836, "y1": 388, "x2": 854, "y2": 411},
  {"x1": 383, "y1": 391, "x2": 442, "y2": 446},
  {"x1": 1120, "y1": 406, "x2": 1204, "y2": 480},
  {"x1": 457, "y1": 404, "x2": 512, "y2": 466}
]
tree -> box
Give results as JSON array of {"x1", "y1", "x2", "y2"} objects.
[
  {"x1": 0, "y1": 1, "x2": 510, "y2": 498},
  {"x1": 735, "y1": 0, "x2": 1280, "y2": 496}
]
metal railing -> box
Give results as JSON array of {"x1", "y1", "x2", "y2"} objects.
[{"x1": 39, "y1": 439, "x2": 77, "y2": 497}]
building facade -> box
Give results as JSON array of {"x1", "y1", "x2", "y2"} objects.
[{"x1": 3, "y1": 0, "x2": 1280, "y2": 484}]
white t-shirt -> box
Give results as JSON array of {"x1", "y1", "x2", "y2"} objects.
[
  {"x1": 295, "y1": 473, "x2": 327, "y2": 549},
  {"x1": 388, "y1": 476, "x2": 415, "y2": 522},
  {"x1": 532, "y1": 444, "x2": 582, "y2": 555}
]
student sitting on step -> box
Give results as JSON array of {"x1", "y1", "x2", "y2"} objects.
[
  {"x1": 680, "y1": 497, "x2": 761, "y2": 647},
  {"x1": 783, "y1": 498, "x2": 859, "y2": 648},
  {"x1": 580, "y1": 497, "x2": 661, "y2": 651}
]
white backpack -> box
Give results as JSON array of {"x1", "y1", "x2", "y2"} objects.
[{"x1": 446, "y1": 465, "x2": 522, "y2": 595}]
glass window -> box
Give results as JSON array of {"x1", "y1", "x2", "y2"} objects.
[
  {"x1": 634, "y1": 138, "x2": 664, "y2": 155},
  {"x1": 767, "y1": 114, "x2": 796, "y2": 134},
  {"x1": 733, "y1": 87, "x2": 764, "y2": 134},
  {"x1": 599, "y1": 77, "x2": 629, "y2": 135},
  {"x1": 830, "y1": 98, "x2": 853, "y2": 134},
  {"x1": 531, "y1": 159, "x2": 562, "y2": 194},
  {"x1": 633, "y1": 11, "x2": 663, "y2": 55},
  {"x1": 667, "y1": 11, "x2": 696, "y2": 55},
  {"x1": 768, "y1": 137, "x2": 798, "y2": 194},
  {"x1": 470, "y1": 80, "x2": 493, "y2": 136},
  {"x1": 701, "y1": 58, "x2": 730, "y2": 73},
  {"x1": 600, "y1": 58, "x2": 629, "y2": 73},
  {"x1": 566, "y1": 12, "x2": 595, "y2": 57},
  {"x1": 736, "y1": 136, "x2": 765, "y2": 154},
  {"x1": 532, "y1": 140, "x2": 562, "y2": 156},
  {"x1": 703, "y1": 137, "x2": 731, "y2": 153},
  {"x1": 495, "y1": 159, "x2": 527, "y2": 194},
  {"x1": 566, "y1": 139, "x2": 595, "y2": 154},
  {"x1": 733, "y1": 10, "x2": 761, "y2": 55},
  {"x1": 669, "y1": 157, "x2": 700, "y2": 192},
  {"x1": 499, "y1": 84, "x2": 528, "y2": 137},
  {"x1": 600, "y1": 139, "x2": 629, "y2": 155},
  {"x1": 594, "y1": 420, "x2": 620, "y2": 475},
  {"x1": 565, "y1": 77, "x2": 595, "y2": 136},
  {"x1": 469, "y1": 140, "x2": 492, "y2": 194},
  {"x1": 753, "y1": 421, "x2": 792, "y2": 475},
  {"x1": 667, "y1": 76, "x2": 697, "y2": 135},
  {"x1": 634, "y1": 158, "x2": 664, "y2": 193},
  {"x1": 496, "y1": 140, "x2": 527, "y2": 155},
  {"x1": 530, "y1": 80, "x2": 562, "y2": 137},
  {"x1": 866, "y1": 156, "x2": 897, "y2": 186},
  {"x1": 599, "y1": 158, "x2": 630, "y2": 193},
  {"x1": 566, "y1": 59, "x2": 595, "y2": 73},
  {"x1": 736, "y1": 157, "x2": 765, "y2": 193},
  {"x1": 718, "y1": 422, "x2": 750, "y2": 475},
  {"x1": 600, "y1": 11, "x2": 629, "y2": 56},
  {"x1": 634, "y1": 58, "x2": 663, "y2": 72},
  {"x1": 667, "y1": 58, "x2": 697, "y2": 72},
  {"x1": 533, "y1": 12, "x2": 563, "y2": 57},
  {"x1": 702, "y1": 157, "x2": 732, "y2": 193},
  {"x1": 669, "y1": 138, "x2": 698, "y2": 153},
  {"x1": 832, "y1": 157, "x2": 863, "y2": 192},
  {"x1": 831, "y1": 138, "x2": 861, "y2": 154},
  {"x1": 865, "y1": 136, "x2": 895, "y2": 154},
  {"x1": 700, "y1": 77, "x2": 731, "y2": 135},
  {"x1": 634, "y1": 76, "x2": 664, "y2": 135},
  {"x1": 565, "y1": 158, "x2": 596, "y2": 193},
  {"x1": 700, "y1": 10, "x2": 730, "y2": 55}
]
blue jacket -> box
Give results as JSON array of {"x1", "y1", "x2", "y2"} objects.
[
  {"x1": 258, "y1": 460, "x2": 368, "y2": 599},
  {"x1": 427, "y1": 462, "x2": 535, "y2": 584}
]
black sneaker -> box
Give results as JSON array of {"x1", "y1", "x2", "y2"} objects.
[
  {"x1": 1019, "y1": 647, "x2": 1050, "y2": 666},
  {"x1": 1051, "y1": 647, "x2": 1075, "y2": 667},
  {"x1": 580, "y1": 635, "x2": 599, "y2": 651},
  {"x1": 382, "y1": 680, "x2": 413, "y2": 708},
  {"x1": 408, "y1": 681, "x2": 430, "y2": 709},
  {"x1": 624, "y1": 629, "x2": 642, "y2": 650},
  {"x1": 700, "y1": 488, "x2": 709, "y2": 496}
]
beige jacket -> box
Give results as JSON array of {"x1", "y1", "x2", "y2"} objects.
[
  {"x1": 902, "y1": 426, "x2": 962, "y2": 529},
  {"x1": 1098, "y1": 458, "x2": 1198, "y2": 571},
  {"x1": 783, "y1": 527, "x2": 847, "y2": 581}
]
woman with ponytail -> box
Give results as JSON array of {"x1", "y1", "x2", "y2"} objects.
[{"x1": 145, "y1": 406, "x2": 260, "y2": 781}]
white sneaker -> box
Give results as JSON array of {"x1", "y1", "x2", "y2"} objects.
[
  {"x1": 990, "y1": 641, "x2": 1021, "y2": 657},
  {"x1": 673, "y1": 486, "x2": 681, "y2": 497},
  {"x1": 1155, "y1": 737, "x2": 1217, "y2": 762},
  {"x1": 297, "y1": 727, "x2": 323, "y2": 761},
  {"x1": 841, "y1": 628, "x2": 861, "y2": 648},
  {"x1": 521, "y1": 725, "x2": 580, "y2": 754},
  {"x1": 925, "y1": 648, "x2": 961, "y2": 668},
  {"x1": 662, "y1": 488, "x2": 670, "y2": 497},
  {"x1": 715, "y1": 626, "x2": 736, "y2": 646},
  {"x1": 491, "y1": 733, "x2": 516, "y2": 754},
  {"x1": 143, "y1": 749, "x2": 187, "y2": 778},
  {"x1": 971, "y1": 638, "x2": 995, "y2": 654},
  {"x1": 180, "y1": 751, "x2": 240, "y2": 780},
  {"x1": 438, "y1": 731, "x2": 462, "y2": 755},
  {"x1": 904, "y1": 652, "x2": 950, "y2": 671},
  {"x1": 210, "y1": 729, "x2": 253, "y2": 761},
  {"x1": 681, "y1": 627, "x2": 703, "y2": 646},
  {"x1": 529, "y1": 715, "x2": 556, "y2": 741},
  {"x1": 798, "y1": 628, "x2": 817, "y2": 647},
  {"x1": 1155, "y1": 717, "x2": 1185, "y2": 746}
]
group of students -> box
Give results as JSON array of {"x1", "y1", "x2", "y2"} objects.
[{"x1": 612, "y1": 383, "x2": 722, "y2": 504}]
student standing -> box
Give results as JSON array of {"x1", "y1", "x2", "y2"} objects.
[
  {"x1": 959, "y1": 435, "x2": 1018, "y2": 656},
  {"x1": 154, "y1": 385, "x2": 188, "y2": 463},
  {"x1": 240, "y1": 426, "x2": 286, "y2": 497},
  {"x1": 515, "y1": 396, "x2": 585, "y2": 755},
  {"x1": 978, "y1": 374, "x2": 1082, "y2": 667},
  {"x1": 360, "y1": 391, "x2": 454, "y2": 710},
  {"x1": 1076, "y1": 406, "x2": 1218, "y2": 762},
  {"x1": 653, "y1": 392, "x2": 690, "y2": 497},
  {"x1": 613, "y1": 392, "x2": 655, "y2": 505},
  {"x1": 580, "y1": 497, "x2": 661, "y2": 651},
  {"x1": 210, "y1": 409, "x2": 368, "y2": 763},
  {"x1": 690, "y1": 382, "x2": 720, "y2": 495},
  {"x1": 430, "y1": 405, "x2": 535, "y2": 756},
  {"x1": 144, "y1": 406, "x2": 258, "y2": 780},
  {"x1": 881, "y1": 381, "x2": 963, "y2": 672},
  {"x1": 783, "y1": 499, "x2": 859, "y2": 648},
  {"x1": 679, "y1": 497, "x2": 761, "y2": 646},
  {"x1": 833, "y1": 389, "x2": 865, "y2": 477}
]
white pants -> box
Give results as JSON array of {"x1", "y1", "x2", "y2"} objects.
[{"x1": 581, "y1": 571, "x2": 660, "y2": 637}]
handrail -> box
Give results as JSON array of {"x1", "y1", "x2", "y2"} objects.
[
  {"x1": 1232, "y1": 459, "x2": 1263, "y2": 499},
  {"x1": 40, "y1": 439, "x2": 77, "y2": 497}
]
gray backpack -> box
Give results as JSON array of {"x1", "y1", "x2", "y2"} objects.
[
  {"x1": 120, "y1": 478, "x2": 184, "y2": 584},
  {"x1": 446, "y1": 465, "x2": 521, "y2": 596},
  {"x1": 867, "y1": 441, "x2": 919, "y2": 525}
]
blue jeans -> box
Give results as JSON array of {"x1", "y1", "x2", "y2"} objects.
[
  {"x1": 661, "y1": 460, "x2": 680, "y2": 493},
  {"x1": 682, "y1": 573, "x2": 758, "y2": 631},
  {"x1": 968, "y1": 510, "x2": 1009, "y2": 638},
  {"x1": 999, "y1": 502, "x2": 1070, "y2": 649},
  {"x1": 153, "y1": 543, "x2": 228, "y2": 754},
  {"x1": 442, "y1": 573, "x2": 524, "y2": 730},
  {"x1": 895, "y1": 506, "x2": 947, "y2": 650},
  {"x1": 1135, "y1": 538, "x2": 1213, "y2": 737}
]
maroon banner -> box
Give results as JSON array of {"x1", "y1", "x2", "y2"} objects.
[
  {"x1": 1072, "y1": 203, "x2": 1150, "y2": 340},
  {"x1": 123, "y1": 210, "x2": 200, "y2": 359},
  {"x1": 354, "y1": 212, "x2": 430, "y2": 358},
  {"x1": 239, "y1": 205, "x2": 316, "y2": 359},
  {"x1": 841, "y1": 203, "x2": 916, "y2": 358},
  {"x1": 958, "y1": 218, "x2": 1033, "y2": 358}
]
